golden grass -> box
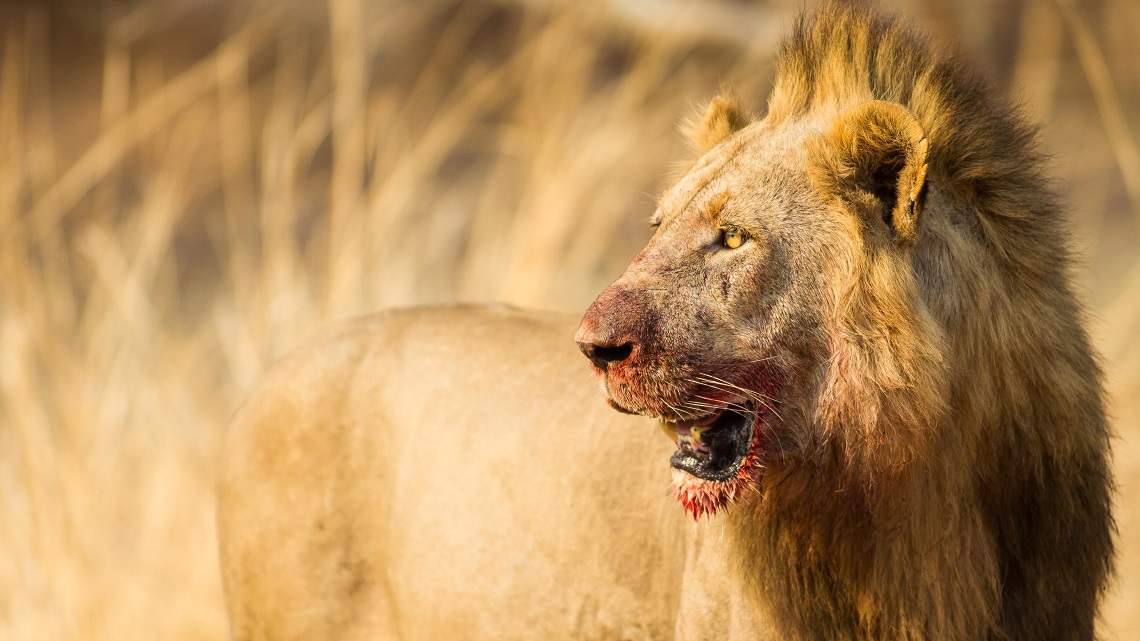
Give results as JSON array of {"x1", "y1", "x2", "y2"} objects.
[{"x1": 1, "y1": 1, "x2": 1138, "y2": 639}]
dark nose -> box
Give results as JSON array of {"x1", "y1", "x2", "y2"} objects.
[
  {"x1": 576, "y1": 340, "x2": 634, "y2": 370},
  {"x1": 575, "y1": 286, "x2": 642, "y2": 370}
]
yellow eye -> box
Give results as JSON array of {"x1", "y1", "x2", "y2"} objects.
[{"x1": 722, "y1": 229, "x2": 747, "y2": 249}]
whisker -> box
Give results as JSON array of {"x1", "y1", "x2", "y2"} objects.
[
  {"x1": 694, "y1": 395, "x2": 752, "y2": 414},
  {"x1": 696, "y1": 373, "x2": 768, "y2": 399},
  {"x1": 736, "y1": 356, "x2": 777, "y2": 365},
  {"x1": 682, "y1": 401, "x2": 728, "y2": 414},
  {"x1": 694, "y1": 374, "x2": 783, "y2": 420},
  {"x1": 660, "y1": 397, "x2": 698, "y2": 420},
  {"x1": 765, "y1": 417, "x2": 787, "y2": 453},
  {"x1": 694, "y1": 373, "x2": 774, "y2": 403}
]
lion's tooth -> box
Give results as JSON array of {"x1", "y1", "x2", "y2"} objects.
[
  {"x1": 660, "y1": 421, "x2": 678, "y2": 442},
  {"x1": 691, "y1": 424, "x2": 708, "y2": 445}
]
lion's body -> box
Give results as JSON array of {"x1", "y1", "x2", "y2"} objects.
[
  {"x1": 218, "y1": 5, "x2": 1113, "y2": 641},
  {"x1": 218, "y1": 306, "x2": 769, "y2": 641}
]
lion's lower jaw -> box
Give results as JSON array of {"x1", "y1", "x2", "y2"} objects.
[{"x1": 671, "y1": 448, "x2": 762, "y2": 520}]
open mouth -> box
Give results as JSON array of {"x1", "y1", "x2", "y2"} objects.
[{"x1": 661, "y1": 401, "x2": 756, "y2": 482}]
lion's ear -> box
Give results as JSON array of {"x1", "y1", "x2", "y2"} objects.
[
  {"x1": 812, "y1": 100, "x2": 930, "y2": 245},
  {"x1": 682, "y1": 93, "x2": 751, "y2": 155}
]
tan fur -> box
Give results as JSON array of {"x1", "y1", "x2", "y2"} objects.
[
  {"x1": 682, "y1": 92, "x2": 751, "y2": 155},
  {"x1": 218, "y1": 5, "x2": 1112, "y2": 641},
  {"x1": 702, "y1": 189, "x2": 731, "y2": 222}
]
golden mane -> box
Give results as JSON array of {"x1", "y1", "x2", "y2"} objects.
[
  {"x1": 746, "y1": 6, "x2": 1115, "y2": 641},
  {"x1": 770, "y1": 3, "x2": 1061, "y2": 259}
]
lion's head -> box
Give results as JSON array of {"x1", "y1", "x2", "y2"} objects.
[{"x1": 576, "y1": 90, "x2": 948, "y2": 519}]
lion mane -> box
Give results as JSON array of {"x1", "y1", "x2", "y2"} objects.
[{"x1": 732, "y1": 5, "x2": 1115, "y2": 641}]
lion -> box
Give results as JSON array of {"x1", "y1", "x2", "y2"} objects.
[{"x1": 217, "y1": 5, "x2": 1114, "y2": 641}]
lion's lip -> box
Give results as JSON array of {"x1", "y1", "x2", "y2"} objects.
[{"x1": 662, "y1": 401, "x2": 756, "y2": 482}]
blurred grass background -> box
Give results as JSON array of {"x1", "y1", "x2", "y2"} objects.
[{"x1": 0, "y1": 0, "x2": 1138, "y2": 639}]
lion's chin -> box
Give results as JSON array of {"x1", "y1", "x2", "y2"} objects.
[{"x1": 663, "y1": 405, "x2": 765, "y2": 520}]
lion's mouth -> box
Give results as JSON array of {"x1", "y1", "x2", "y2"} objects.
[{"x1": 661, "y1": 401, "x2": 756, "y2": 482}]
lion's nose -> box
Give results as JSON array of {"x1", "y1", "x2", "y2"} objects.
[
  {"x1": 575, "y1": 286, "x2": 645, "y2": 370},
  {"x1": 576, "y1": 339, "x2": 635, "y2": 369}
]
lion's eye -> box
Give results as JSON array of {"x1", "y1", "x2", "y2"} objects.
[{"x1": 721, "y1": 229, "x2": 748, "y2": 249}]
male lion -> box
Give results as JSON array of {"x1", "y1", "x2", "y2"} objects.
[{"x1": 218, "y1": 5, "x2": 1114, "y2": 641}]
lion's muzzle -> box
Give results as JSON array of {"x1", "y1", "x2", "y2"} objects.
[{"x1": 575, "y1": 285, "x2": 657, "y2": 373}]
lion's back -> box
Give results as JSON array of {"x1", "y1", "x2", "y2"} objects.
[{"x1": 217, "y1": 304, "x2": 685, "y2": 641}]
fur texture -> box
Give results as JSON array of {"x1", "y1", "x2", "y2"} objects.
[
  {"x1": 576, "y1": 4, "x2": 1114, "y2": 640},
  {"x1": 773, "y1": 8, "x2": 1115, "y2": 640},
  {"x1": 682, "y1": 92, "x2": 752, "y2": 155}
]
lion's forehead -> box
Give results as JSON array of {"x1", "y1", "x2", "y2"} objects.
[{"x1": 658, "y1": 121, "x2": 817, "y2": 229}]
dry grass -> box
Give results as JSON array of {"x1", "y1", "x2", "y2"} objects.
[{"x1": 1, "y1": 0, "x2": 1138, "y2": 639}]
